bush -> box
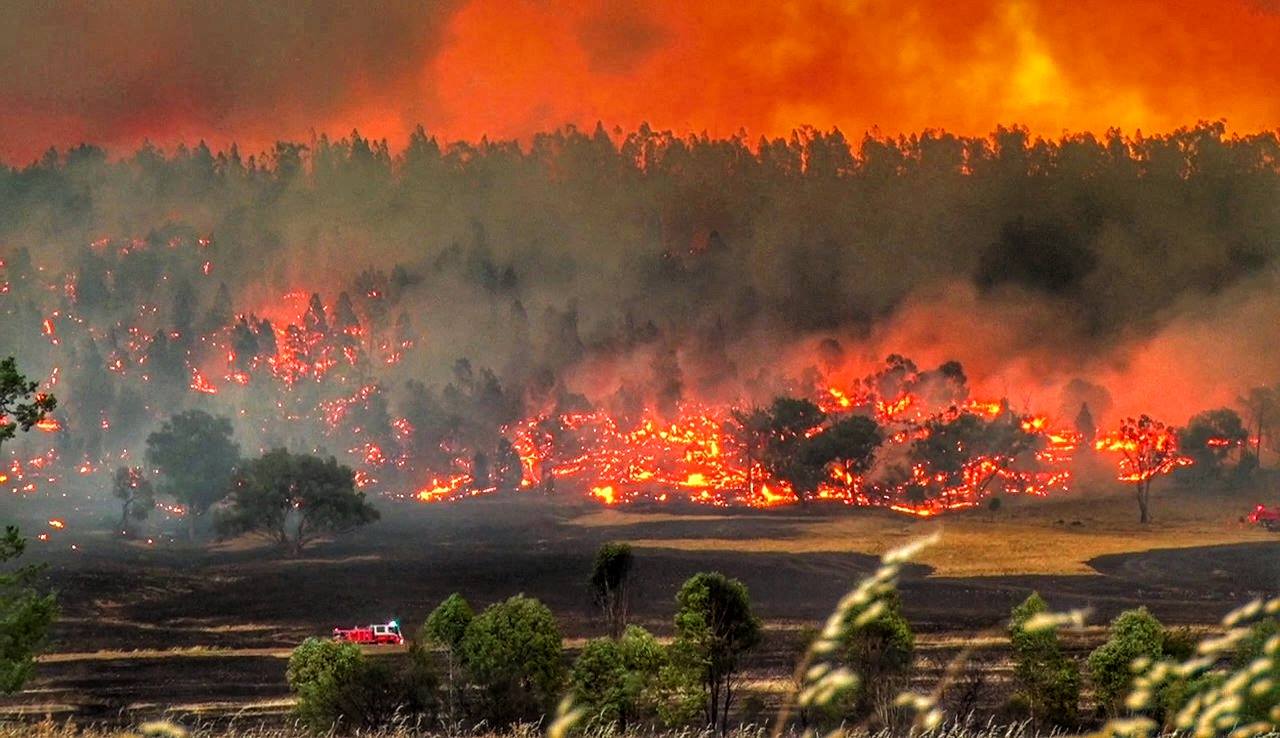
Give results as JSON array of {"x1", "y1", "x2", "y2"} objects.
[
  {"x1": 1233, "y1": 617, "x2": 1280, "y2": 723},
  {"x1": 1008, "y1": 592, "x2": 1080, "y2": 727},
  {"x1": 571, "y1": 625, "x2": 666, "y2": 729},
  {"x1": 1088, "y1": 607, "x2": 1165, "y2": 716},
  {"x1": 286, "y1": 637, "x2": 431, "y2": 731},
  {"x1": 419, "y1": 593, "x2": 474, "y2": 721},
  {"x1": 843, "y1": 590, "x2": 915, "y2": 727},
  {"x1": 670, "y1": 572, "x2": 762, "y2": 732},
  {"x1": 461, "y1": 594, "x2": 566, "y2": 725}
]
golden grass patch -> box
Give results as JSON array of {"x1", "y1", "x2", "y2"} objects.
[{"x1": 570, "y1": 487, "x2": 1274, "y2": 576}]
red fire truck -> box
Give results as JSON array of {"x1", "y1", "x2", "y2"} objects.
[
  {"x1": 1246, "y1": 504, "x2": 1280, "y2": 531},
  {"x1": 333, "y1": 620, "x2": 404, "y2": 645}
]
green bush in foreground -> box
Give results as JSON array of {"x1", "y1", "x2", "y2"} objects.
[
  {"x1": 461, "y1": 594, "x2": 566, "y2": 726},
  {"x1": 1088, "y1": 607, "x2": 1165, "y2": 717},
  {"x1": 1008, "y1": 592, "x2": 1080, "y2": 728},
  {"x1": 286, "y1": 637, "x2": 431, "y2": 732},
  {"x1": 571, "y1": 625, "x2": 667, "y2": 729},
  {"x1": 670, "y1": 572, "x2": 762, "y2": 733}
]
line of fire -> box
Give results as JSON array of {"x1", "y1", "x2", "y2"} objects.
[{"x1": 2, "y1": 233, "x2": 1231, "y2": 522}]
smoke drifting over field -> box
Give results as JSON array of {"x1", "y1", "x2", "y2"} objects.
[{"x1": 1, "y1": 123, "x2": 1278, "y2": 509}]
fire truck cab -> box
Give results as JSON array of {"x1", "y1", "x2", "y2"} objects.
[
  {"x1": 332, "y1": 620, "x2": 404, "y2": 645},
  {"x1": 1246, "y1": 504, "x2": 1280, "y2": 531}
]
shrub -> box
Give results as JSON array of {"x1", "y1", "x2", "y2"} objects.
[
  {"x1": 1088, "y1": 607, "x2": 1165, "y2": 716},
  {"x1": 1008, "y1": 592, "x2": 1080, "y2": 727},
  {"x1": 571, "y1": 625, "x2": 666, "y2": 729},
  {"x1": 670, "y1": 572, "x2": 762, "y2": 732},
  {"x1": 287, "y1": 637, "x2": 436, "y2": 732},
  {"x1": 461, "y1": 594, "x2": 566, "y2": 725},
  {"x1": 1233, "y1": 617, "x2": 1280, "y2": 723},
  {"x1": 419, "y1": 593, "x2": 474, "y2": 722},
  {"x1": 589, "y1": 542, "x2": 634, "y2": 638},
  {"x1": 843, "y1": 590, "x2": 915, "y2": 727},
  {"x1": 286, "y1": 638, "x2": 371, "y2": 731}
]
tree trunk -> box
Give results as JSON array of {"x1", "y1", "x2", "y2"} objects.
[
  {"x1": 1137, "y1": 484, "x2": 1151, "y2": 524},
  {"x1": 187, "y1": 509, "x2": 197, "y2": 541}
]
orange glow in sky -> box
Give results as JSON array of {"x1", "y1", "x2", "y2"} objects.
[{"x1": 2, "y1": 0, "x2": 1278, "y2": 161}]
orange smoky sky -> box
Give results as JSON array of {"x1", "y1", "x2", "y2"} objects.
[{"x1": 2, "y1": 0, "x2": 1279, "y2": 163}]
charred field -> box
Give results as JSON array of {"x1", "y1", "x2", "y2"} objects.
[{"x1": 3, "y1": 483, "x2": 1277, "y2": 724}]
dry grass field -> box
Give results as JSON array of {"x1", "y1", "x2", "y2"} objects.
[{"x1": 571, "y1": 485, "x2": 1274, "y2": 576}]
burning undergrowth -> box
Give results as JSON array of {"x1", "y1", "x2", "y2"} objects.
[
  {"x1": 0, "y1": 237, "x2": 1138, "y2": 516},
  {"x1": 3, "y1": 124, "x2": 1273, "y2": 518}
]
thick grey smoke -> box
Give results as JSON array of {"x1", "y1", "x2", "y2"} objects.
[{"x1": 2, "y1": 123, "x2": 1278, "y2": 469}]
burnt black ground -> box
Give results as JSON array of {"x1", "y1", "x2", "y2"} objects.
[{"x1": 4, "y1": 495, "x2": 1279, "y2": 723}]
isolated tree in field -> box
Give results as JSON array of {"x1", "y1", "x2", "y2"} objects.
[
  {"x1": 0, "y1": 357, "x2": 57, "y2": 454},
  {"x1": 590, "y1": 541, "x2": 634, "y2": 637},
  {"x1": 219, "y1": 449, "x2": 379, "y2": 554},
  {"x1": 111, "y1": 465, "x2": 155, "y2": 536},
  {"x1": 146, "y1": 409, "x2": 240, "y2": 539},
  {"x1": 1094, "y1": 415, "x2": 1191, "y2": 523},
  {"x1": 0, "y1": 526, "x2": 57, "y2": 693},
  {"x1": 1008, "y1": 593, "x2": 1079, "y2": 726},
  {"x1": 461, "y1": 594, "x2": 565, "y2": 724},
  {"x1": 671, "y1": 572, "x2": 762, "y2": 732},
  {"x1": 1088, "y1": 607, "x2": 1165, "y2": 716},
  {"x1": 419, "y1": 593, "x2": 474, "y2": 722},
  {"x1": 1237, "y1": 386, "x2": 1279, "y2": 466},
  {"x1": 1180, "y1": 408, "x2": 1249, "y2": 479},
  {"x1": 571, "y1": 625, "x2": 667, "y2": 729}
]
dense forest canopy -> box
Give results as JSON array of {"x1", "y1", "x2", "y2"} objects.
[{"x1": 3, "y1": 123, "x2": 1278, "y2": 411}]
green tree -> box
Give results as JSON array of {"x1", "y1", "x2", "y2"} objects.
[
  {"x1": 571, "y1": 625, "x2": 667, "y2": 729},
  {"x1": 111, "y1": 466, "x2": 155, "y2": 537},
  {"x1": 1008, "y1": 593, "x2": 1080, "y2": 726},
  {"x1": 461, "y1": 594, "x2": 565, "y2": 725},
  {"x1": 671, "y1": 572, "x2": 762, "y2": 732},
  {"x1": 218, "y1": 449, "x2": 379, "y2": 554},
  {"x1": 0, "y1": 357, "x2": 57, "y2": 454},
  {"x1": 286, "y1": 637, "x2": 407, "y2": 731},
  {"x1": 842, "y1": 590, "x2": 915, "y2": 726},
  {"x1": 590, "y1": 541, "x2": 634, "y2": 637},
  {"x1": 0, "y1": 527, "x2": 57, "y2": 693},
  {"x1": 146, "y1": 410, "x2": 240, "y2": 539},
  {"x1": 420, "y1": 593, "x2": 474, "y2": 722},
  {"x1": 1088, "y1": 608, "x2": 1165, "y2": 716}
]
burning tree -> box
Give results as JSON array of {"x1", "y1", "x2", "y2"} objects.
[
  {"x1": 0, "y1": 357, "x2": 57, "y2": 454},
  {"x1": 111, "y1": 466, "x2": 155, "y2": 537},
  {"x1": 1094, "y1": 415, "x2": 1191, "y2": 523}
]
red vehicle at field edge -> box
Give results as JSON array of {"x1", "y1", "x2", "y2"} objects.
[
  {"x1": 1246, "y1": 505, "x2": 1280, "y2": 531},
  {"x1": 333, "y1": 620, "x2": 404, "y2": 645}
]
